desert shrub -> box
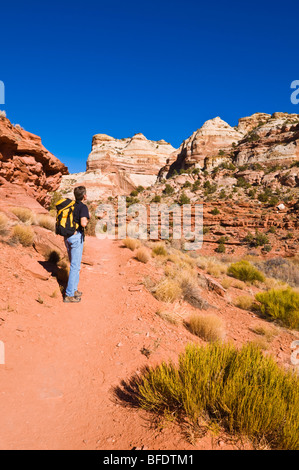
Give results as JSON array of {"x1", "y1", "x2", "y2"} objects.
[
  {"x1": 136, "y1": 185, "x2": 145, "y2": 193},
  {"x1": 203, "y1": 181, "x2": 217, "y2": 195},
  {"x1": 234, "y1": 295, "x2": 255, "y2": 310},
  {"x1": 135, "y1": 342, "x2": 299, "y2": 450},
  {"x1": 180, "y1": 272, "x2": 208, "y2": 309},
  {"x1": 206, "y1": 258, "x2": 228, "y2": 277},
  {"x1": 154, "y1": 278, "x2": 182, "y2": 303},
  {"x1": 178, "y1": 192, "x2": 190, "y2": 205},
  {"x1": 192, "y1": 180, "x2": 201, "y2": 191},
  {"x1": 250, "y1": 324, "x2": 278, "y2": 342},
  {"x1": 49, "y1": 191, "x2": 63, "y2": 211},
  {"x1": 187, "y1": 314, "x2": 224, "y2": 341},
  {"x1": 163, "y1": 184, "x2": 174, "y2": 196},
  {"x1": 228, "y1": 260, "x2": 265, "y2": 283},
  {"x1": 263, "y1": 244, "x2": 272, "y2": 253},
  {"x1": 152, "y1": 243, "x2": 168, "y2": 257},
  {"x1": 11, "y1": 207, "x2": 33, "y2": 224},
  {"x1": 156, "y1": 308, "x2": 179, "y2": 325},
  {"x1": 151, "y1": 195, "x2": 161, "y2": 203},
  {"x1": 135, "y1": 247, "x2": 150, "y2": 264},
  {"x1": 215, "y1": 242, "x2": 225, "y2": 253},
  {"x1": 11, "y1": 225, "x2": 34, "y2": 246},
  {"x1": 254, "y1": 231, "x2": 269, "y2": 247},
  {"x1": 126, "y1": 196, "x2": 140, "y2": 207},
  {"x1": 123, "y1": 237, "x2": 141, "y2": 251},
  {"x1": 36, "y1": 214, "x2": 56, "y2": 231},
  {"x1": 255, "y1": 288, "x2": 299, "y2": 330},
  {"x1": 211, "y1": 207, "x2": 220, "y2": 215},
  {"x1": 85, "y1": 205, "x2": 97, "y2": 236},
  {"x1": 256, "y1": 257, "x2": 299, "y2": 288},
  {"x1": 183, "y1": 181, "x2": 192, "y2": 189},
  {"x1": 0, "y1": 212, "x2": 8, "y2": 235}
]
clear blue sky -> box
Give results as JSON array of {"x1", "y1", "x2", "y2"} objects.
[{"x1": 1, "y1": 0, "x2": 298, "y2": 173}]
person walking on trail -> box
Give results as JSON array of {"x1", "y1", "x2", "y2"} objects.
[{"x1": 64, "y1": 186, "x2": 90, "y2": 303}]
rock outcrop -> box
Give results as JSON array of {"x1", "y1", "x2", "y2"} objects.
[
  {"x1": 0, "y1": 116, "x2": 68, "y2": 207},
  {"x1": 60, "y1": 133, "x2": 177, "y2": 200},
  {"x1": 160, "y1": 117, "x2": 244, "y2": 177},
  {"x1": 233, "y1": 112, "x2": 299, "y2": 167},
  {"x1": 160, "y1": 112, "x2": 299, "y2": 178}
]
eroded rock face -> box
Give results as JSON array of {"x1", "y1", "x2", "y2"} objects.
[
  {"x1": 87, "y1": 132, "x2": 176, "y2": 182},
  {"x1": 173, "y1": 117, "x2": 244, "y2": 171},
  {"x1": 0, "y1": 117, "x2": 68, "y2": 207},
  {"x1": 234, "y1": 113, "x2": 299, "y2": 167},
  {"x1": 160, "y1": 113, "x2": 299, "y2": 178},
  {"x1": 60, "y1": 133, "x2": 177, "y2": 200}
]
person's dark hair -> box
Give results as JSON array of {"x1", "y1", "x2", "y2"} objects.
[{"x1": 74, "y1": 186, "x2": 87, "y2": 202}]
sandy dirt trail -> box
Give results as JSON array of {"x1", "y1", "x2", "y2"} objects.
[{"x1": 0, "y1": 237, "x2": 216, "y2": 450}]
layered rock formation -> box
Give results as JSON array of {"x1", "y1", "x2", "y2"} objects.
[
  {"x1": 60, "y1": 133, "x2": 177, "y2": 200},
  {"x1": 160, "y1": 112, "x2": 299, "y2": 178},
  {"x1": 0, "y1": 116, "x2": 68, "y2": 207},
  {"x1": 160, "y1": 117, "x2": 244, "y2": 177},
  {"x1": 233, "y1": 112, "x2": 299, "y2": 167}
]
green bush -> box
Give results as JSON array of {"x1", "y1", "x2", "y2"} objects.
[
  {"x1": 255, "y1": 288, "x2": 299, "y2": 330},
  {"x1": 228, "y1": 260, "x2": 265, "y2": 283},
  {"x1": 135, "y1": 342, "x2": 299, "y2": 449},
  {"x1": 151, "y1": 195, "x2": 161, "y2": 203},
  {"x1": 211, "y1": 207, "x2": 220, "y2": 215},
  {"x1": 178, "y1": 192, "x2": 190, "y2": 205},
  {"x1": 163, "y1": 184, "x2": 174, "y2": 196}
]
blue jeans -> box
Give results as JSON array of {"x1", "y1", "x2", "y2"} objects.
[{"x1": 64, "y1": 232, "x2": 84, "y2": 297}]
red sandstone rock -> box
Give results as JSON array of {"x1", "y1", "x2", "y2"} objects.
[{"x1": 0, "y1": 116, "x2": 68, "y2": 207}]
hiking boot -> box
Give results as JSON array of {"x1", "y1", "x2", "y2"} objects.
[
  {"x1": 64, "y1": 295, "x2": 81, "y2": 303},
  {"x1": 74, "y1": 290, "x2": 82, "y2": 298}
]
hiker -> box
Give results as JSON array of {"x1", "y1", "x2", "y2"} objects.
[{"x1": 64, "y1": 186, "x2": 90, "y2": 303}]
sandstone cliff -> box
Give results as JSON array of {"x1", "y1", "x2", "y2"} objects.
[
  {"x1": 0, "y1": 116, "x2": 68, "y2": 207},
  {"x1": 160, "y1": 112, "x2": 299, "y2": 178},
  {"x1": 60, "y1": 133, "x2": 177, "y2": 200}
]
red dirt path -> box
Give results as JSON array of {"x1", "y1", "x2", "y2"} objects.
[{"x1": 0, "y1": 236, "x2": 297, "y2": 450}]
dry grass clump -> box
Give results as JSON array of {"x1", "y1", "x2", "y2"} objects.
[
  {"x1": 196, "y1": 256, "x2": 228, "y2": 278},
  {"x1": 221, "y1": 277, "x2": 245, "y2": 290},
  {"x1": 187, "y1": 314, "x2": 225, "y2": 342},
  {"x1": 256, "y1": 257, "x2": 299, "y2": 288},
  {"x1": 135, "y1": 342, "x2": 299, "y2": 450},
  {"x1": 10, "y1": 207, "x2": 34, "y2": 224},
  {"x1": 234, "y1": 295, "x2": 255, "y2": 311},
  {"x1": 135, "y1": 247, "x2": 150, "y2": 264},
  {"x1": 250, "y1": 324, "x2": 278, "y2": 342},
  {"x1": 228, "y1": 260, "x2": 265, "y2": 284},
  {"x1": 264, "y1": 277, "x2": 289, "y2": 290},
  {"x1": 180, "y1": 271, "x2": 208, "y2": 309},
  {"x1": 0, "y1": 212, "x2": 9, "y2": 235},
  {"x1": 152, "y1": 242, "x2": 168, "y2": 257},
  {"x1": 154, "y1": 277, "x2": 182, "y2": 303},
  {"x1": 36, "y1": 214, "x2": 56, "y2": 231},
  {"x1": 11, "y1": 225, "x2": 34, "y2": 247},
  {"x1": 123, "y1": 237, "x2": 141, "y2": 251},
  {"x1": 255, "y1": 287, "x2": 299, "y2": 330},
  {"x1": 156, "y1": 308, "x2": 180, "y2": 325}
]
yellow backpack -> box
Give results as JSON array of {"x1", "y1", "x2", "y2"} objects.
[{"x1": 55, "y1": 198, "x2": 79, "y2": 237}]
